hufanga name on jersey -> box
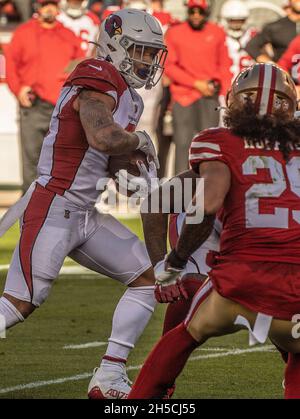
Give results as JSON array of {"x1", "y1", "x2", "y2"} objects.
[{"x1": 244, "y1": 138, "x2": 300, "y2": 152}]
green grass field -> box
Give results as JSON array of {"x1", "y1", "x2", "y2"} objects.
[{"x1": 0, "y1": 219, "x2": 285, "y2": 399}]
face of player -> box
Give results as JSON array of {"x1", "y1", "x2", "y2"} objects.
[
  {"x1": 128, "y1": 45, "x2": 159, "y2": 80},
  {"x1": 227, "y1": 18, "x2": 247, "y2": 32},
  {"x1": 291, "y1": 0, "x2": 300, "y2": 13},
  {"x1": 38, "y1": 3, "x2": 59, "y2": 24},
  {"x1": 187, "y1": 7, "x2": 206, "y2": 30}
]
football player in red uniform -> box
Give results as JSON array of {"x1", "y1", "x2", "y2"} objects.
[
  {"x1": 0, "y1": 9, "x2": 167, "y2": 399},
  {"x1": 129, "y1": 63, "x2": 300, "y2": 399}
]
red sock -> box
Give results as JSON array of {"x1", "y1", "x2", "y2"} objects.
[
  {"x1": 129, "y1": 323, "x2": 199, "y2": 399},
  {"x1": 285, "y1": 353, "x2": 300, "y2": 399},
  {"x1": 163, "y1": 278, "x2": 203, "y2": 335}
]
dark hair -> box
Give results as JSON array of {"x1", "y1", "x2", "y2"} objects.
[{"x1": 223, "y1": 100, "x2": 300, "y2": 160}]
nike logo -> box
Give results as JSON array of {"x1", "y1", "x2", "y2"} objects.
[{"x1": 88, "y1": 64, "x2": 103, "y2": 72}]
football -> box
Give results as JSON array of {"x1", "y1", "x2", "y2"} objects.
[{"x1": 108, "y1": 150, "x2": 149, "y2": 179}]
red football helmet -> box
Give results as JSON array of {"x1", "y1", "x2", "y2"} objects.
[
  {"x1": 227, "y1": 63, "x2": 297, "y2": 117},
  {"x1": 186, "y1": 0, "x2": 208, "y2": 9}
]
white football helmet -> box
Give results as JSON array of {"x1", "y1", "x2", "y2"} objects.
[
  {"x1": 123, "y1": 0, "x2": 150, "y2": 11},
  {"x1": 96, "y1": 9, "x2": 167, "y2": 89},
  {"x1": 60, "y1": 0, "x2": 88, "y2": 19},
  {"x1": 220, "y1": 0, "x2": 250, "y2": 39}
]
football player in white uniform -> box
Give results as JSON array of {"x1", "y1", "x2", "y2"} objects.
[
  {"x1": 220, "y1": 0, "x2": 256, "y2": 80},
  {"x1": 58, "y1": 0, "x2": 100, "y2": 56},
  {"x1": 0, "y1": 9, "x2": 167, "y2": 399}
]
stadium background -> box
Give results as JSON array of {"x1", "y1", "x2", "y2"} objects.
[
  {"x1": 0, "y1": 0, "x2": 291, "y2": 399},
  {"x1": 0, "y1": 0, "x2": 286, "y2": 199}
]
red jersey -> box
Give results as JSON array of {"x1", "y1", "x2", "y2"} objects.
[{"x1": 189, "y1": 127, "x2": 300, "y2": 265}]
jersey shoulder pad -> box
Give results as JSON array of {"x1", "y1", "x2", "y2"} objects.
[
  {"x1": 189, "y1": 128, "x2": 233, "y2": 171},
  {"x1": 67, "y1": 58, "x2": 127, "y2": 100}
]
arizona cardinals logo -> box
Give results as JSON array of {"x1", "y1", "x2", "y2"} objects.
[{"x1": 105, "y1": 15, "x2": 123, "y2": 38}]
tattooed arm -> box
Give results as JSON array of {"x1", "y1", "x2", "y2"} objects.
[
  {"x1": 169, "y1": 161, "x2": 231, "y2": 267},
  {"x1": 141, "y1": 170, "x2": 201, "y2": 266},
  {"x1": 74, "y1": 89, "x2": 139, "y2": 154}
]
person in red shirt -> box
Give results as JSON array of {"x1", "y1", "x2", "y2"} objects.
[
  {"x1": 165, "y1": 0, "x2": 233, "y2": 173},
  {"x1": 150, "y1": 0, "x2": 179, "y2": 30},
  {"x1": 278, "y1": 34, "x2": 300, "y2": 98},
  {"x1": 4, "y1": 0, "x2": 85, "y2": 194},
  {"x1": 129, "y1": 64, "x2": 300, "y2": 399}
]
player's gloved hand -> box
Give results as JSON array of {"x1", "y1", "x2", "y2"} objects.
[
  {"x1": 135, "y1": 131, "x2": 160, "y2": 170},
  {"x1": 154, "y1": 251, "x2": 189, "y2": 304},
  {"x1": 136, "y1": 160, "x2": 159, "y2": 193},
  {"x1": 115, "y1": 169, "x2": 144, "y2": 193}
]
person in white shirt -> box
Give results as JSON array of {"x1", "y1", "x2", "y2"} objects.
[{"x1": 58, "y1": 0, "x2": 100, "y2": 56}]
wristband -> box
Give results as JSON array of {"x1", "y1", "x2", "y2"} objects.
[{"x1": 166, "y1": 249, "x2": 187, "y2": 270}]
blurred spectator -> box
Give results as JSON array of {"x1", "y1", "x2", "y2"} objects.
[
  {"x1": 148, "y1": 0, "x2": 179, "y2": 178},
  {"x1": 4, "y1": 0, "x2": 84, "y2": 194},
  {"x1": 101, "y1": 0, "x2": 122, "y2": 20},
  {"x1": 150, "y1": 0, "x2": 179, "y2": 30},
  {"x1": 13, "y1": 0, "x2": 33, "y2": 22},
  {"x1": 278, "y1": 34, "x2": 300, "y2": 97},
  {"x1": 0, "y1": 0, "x2": 21, "y2": 24},
  {"x1": 220, "y1": 0, "x2": 256, "y2": 80},
  {"x1": 245, "y1": 0, "x2": 300, "y2": 63},
  {"x1": 89, "y1": 0, "x2": 104, "y2": 19},
  {"x1": 165, "y1": 0, "x2": 232, "y2": 173},
  {"x1": 58, "y1": 0, "x2": 100, "y2": 56}
]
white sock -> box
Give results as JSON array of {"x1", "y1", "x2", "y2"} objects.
[
  {"x1": 0, "y1": 297, "x2": 24, "y2": 336},
  {"x1": 103, "y1": 286, "x2": 156, "y2": 363}
]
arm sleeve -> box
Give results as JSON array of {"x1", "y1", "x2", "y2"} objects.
[
  {"x1": 4, "y1": 31, "x2": 23, "y2": 97},
  {"x1": 189, "y1": 129, "x2": 231, "y2": 173},
  {"x1": 245, "y1": 25, "x2": 272, "y2": 60},
  {"x1": 164, "y1": 29, "x2": 197, "y2": 88}
]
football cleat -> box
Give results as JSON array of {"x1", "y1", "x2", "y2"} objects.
[{"x1": 88, "y1": 364, "x2": 132, "y2": 399}]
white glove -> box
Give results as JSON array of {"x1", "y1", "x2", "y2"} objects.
[
  {"x1": 136, "y1": 160, "x2": 159, "y2": 193},
  {"x1": 154, "y1": 259, "x2": 183, "y2": 285},
  {"x1": 115, "y1": 160, "x2": 158, "y2": 197},
  {"x1": 135, "y1": 131, "x2": 160, "y2": 170},
  {"x1": 154, "y1": 258, "x2": 188, "y2": 304}
]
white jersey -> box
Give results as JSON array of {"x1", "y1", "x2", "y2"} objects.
[
  {"x1": 37, "y1": 58, "x2": 144, "y2": 209},
  {"x1": 57, "y1": 11, "x2": 100, "y2": 56},
  {"x1": 225, "y1": 28, "x2": 256, "y2": 80}
]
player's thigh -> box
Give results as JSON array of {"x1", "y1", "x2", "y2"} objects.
[
  {"x1": 186, "y1": 287, "x2": 250, "y2": 342},
  {"x1": 269, "y1": 319, "x2": 300, "y2": 354},
  {"x1": 5, "y1": 198, "x2": 76, "y2": 307},
  {"x1": 69, "y1": 214, "x2": 152, "y2": 286}
]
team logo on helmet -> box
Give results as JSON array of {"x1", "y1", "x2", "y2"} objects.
[{"x1": 105, "y1": 15, "x2": 123, "y2": 38}]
